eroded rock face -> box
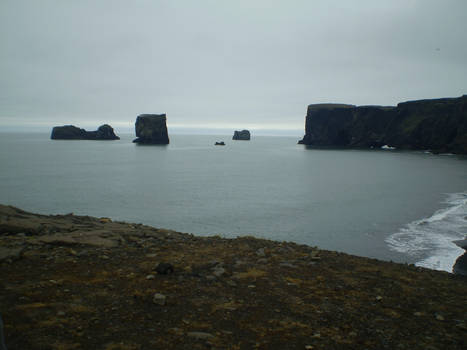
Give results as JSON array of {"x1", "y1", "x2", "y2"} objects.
[
  {"x1": 133, "y1": 114, "x2": 169, "y2": 144},
  {"x1": 233, "y1": 130, "x2": 250, "y2": 140},
  {"x1": 51, "y1": 124, "x2": 120, "y2": 140},
  {"x1": 299, "y1": 96, "x2": 467, "y2": 154}
]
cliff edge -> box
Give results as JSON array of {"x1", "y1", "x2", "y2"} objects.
[{"x1": 299, "y1": 95, "x2": 467, "y2": 154}]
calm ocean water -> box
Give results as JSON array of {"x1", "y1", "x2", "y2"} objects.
[{"x1": 1, "y1": 132, "x2": 466, "y2": 272}]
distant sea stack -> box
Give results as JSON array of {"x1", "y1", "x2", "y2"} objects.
[
  {"x1": 133, "y1": 114, "x2": 169, "y2": 144},
  {"x1": 299, "y1": 95, "x2": 467, "y2": 154},
  {"x1": 232, "y1": 130, "x2": 251, "y2": 140},
  {"x1": 51, "y1": 124, "x2": 120, "y2": 140}
]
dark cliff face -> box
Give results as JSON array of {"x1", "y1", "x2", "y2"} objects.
[
  {"x1": 299, "y1": 96, "x2": 467, "y2": 154},
  {"x1": 232, "y1": 130, "x2": 251, "y2": 140},
  {"x1": 133, "y1": 114, "x2": 169, "y2": 144},
  {"x1": 51, "y1": 124, "x2": 120, "y2": 140}
]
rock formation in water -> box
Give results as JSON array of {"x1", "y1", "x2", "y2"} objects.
[
  {"x1": 453, "y1": 238, "x2": 467, "y2": 276},
  {"x1": 232, "y1": 130, "x2": 251, "y2": 140},
  {"x1": 51, "y1": 124, "x2": 120, "y2": 140},
  {"x1": 133, "y1": 114, "x2": 169, "y2": 144},
  {"x1": 299, "y1": 95, "x2": 467, "y2": 154}
]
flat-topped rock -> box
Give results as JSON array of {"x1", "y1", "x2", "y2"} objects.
[
  {"x1": 232, "y1": 130, "x2": 250, "y2": 140},
  {"x1": 133, "y1": 114, "x2": 169, "y2": 144},
  {"x1": 51, "y1": 124, "x2": 120, "y2": 140}
]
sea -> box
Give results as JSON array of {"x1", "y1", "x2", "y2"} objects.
[{"x1": 1, "y1": 132, "x2": 466, "y2": 273}]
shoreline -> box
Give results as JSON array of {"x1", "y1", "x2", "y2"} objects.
[
  {"x1": 4, "y1": 189, "x2": 466, "y2": 275},
  {"x1": 386, "y1": 191, "x2": 467, "y2": 274},
  {"x1": 1, "y1": 204, "x2": 466, "y2": 349}
]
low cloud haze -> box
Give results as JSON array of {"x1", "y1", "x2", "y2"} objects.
[{"x1": 1, "y1": 0, "x2": 466, "y2": 133}]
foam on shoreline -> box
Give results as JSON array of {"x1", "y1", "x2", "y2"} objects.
[{"x1": 386, "y1": 192, "x2": 467, "y2": 272}]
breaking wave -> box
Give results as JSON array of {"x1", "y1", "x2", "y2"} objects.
[{"x1": 386, "y1": 192, "x2": 467, "y2": 272}]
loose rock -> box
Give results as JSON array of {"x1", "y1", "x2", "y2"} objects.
[
  {"x1": 256, "y1": 248, "x2": 266, "y2": 257},
  {"x1": 153, "y1": 293, "x2": 166, "y2": 306},
  {"x1": 187, "y1": 331, "x2": 215, "y2": 340},
  {"x1": 212, "y1": 267, "x2": 226, "y2": 277},
  {"x1": 155, "y1": 262, "x2": 174, "y2": 275},
  {"x1": 0, "y1": 247, "x2": 24, "y2": 263}
]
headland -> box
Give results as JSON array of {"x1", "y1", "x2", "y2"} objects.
[{"x1": 299, "y1": 95, "x2": 467, "y2": 154}]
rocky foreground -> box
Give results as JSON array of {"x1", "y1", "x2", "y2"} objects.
[{"x1": 0, "y1": 205, "x2": 466, "y2": 350}]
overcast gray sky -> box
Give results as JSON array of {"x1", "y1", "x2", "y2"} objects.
[{"x1": 1, "y1": 0, "x2": 466, "y2": 133}]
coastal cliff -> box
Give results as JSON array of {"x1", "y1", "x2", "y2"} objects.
[
  {"x1": 299, "y1": 95, "x2": 467, "y2": 154},
  {"x1": 51, "y1": 124, "x2": 120, "y2": 140}
]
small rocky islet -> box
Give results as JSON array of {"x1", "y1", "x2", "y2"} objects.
[
  {"x1": 0, "y1": 204, "x2": 466, "y2": 349},
  {"x1": 233, "y1": 130, "x2": 251, "y2": 141},
  {"x1": 50, "y1": 124, "x2": 120, "y2": 140}
]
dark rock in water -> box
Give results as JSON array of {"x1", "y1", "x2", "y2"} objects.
[
  {"x1": 453, "y1": 238, "x2": 467, "y2": 275},
  {"x1": 298, "y1": 96, "x2": 467, "y2": 154},
  {"x1": 215, "y1": 141, "x2": 225, "y2": 146},
  {"x1": 133, "y1": 114, "x2": 169, "y2": 144},
  {"x1": 51, "y1": 124, "x2": 120, "y2": 140},
  {"x1": 155, "y1": 262, "x2": 174, "y2": 275},
  {"x1": 453, "y1": 238, "x2": 467, "y2": 250},
  {"x1": 453, "y1": 252, "x2": 467, "y2": 276},
  {"x1": 233, "y1": 130, "x2": 251, "y2": 140}
]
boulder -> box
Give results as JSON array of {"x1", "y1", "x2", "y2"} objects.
[
  {"x1": 51, "y1": 124, "x2": 120, "y2": 140},
  {"x1": 232, "y1": 130, "x2": 250, "y2": 140},
  {"x1": 133, "y1": 114, "x2": 169, "y2": 144},
  {"x1": 155, "y1": 262, "x2": 174, "y2": 275}
]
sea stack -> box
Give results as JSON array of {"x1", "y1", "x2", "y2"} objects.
[
  {"x1": 133, "y1": 114, "x2": 169, "y2": 144},
  {"x1": 298, "y1": 95, "x2": 467, "y2": 154},
  {"x1": 232, "y1": 130, "x2": 250, "y2": 140},
  {"x1": 51, "y1": 124, "x2": 120, "y2": 140}
]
